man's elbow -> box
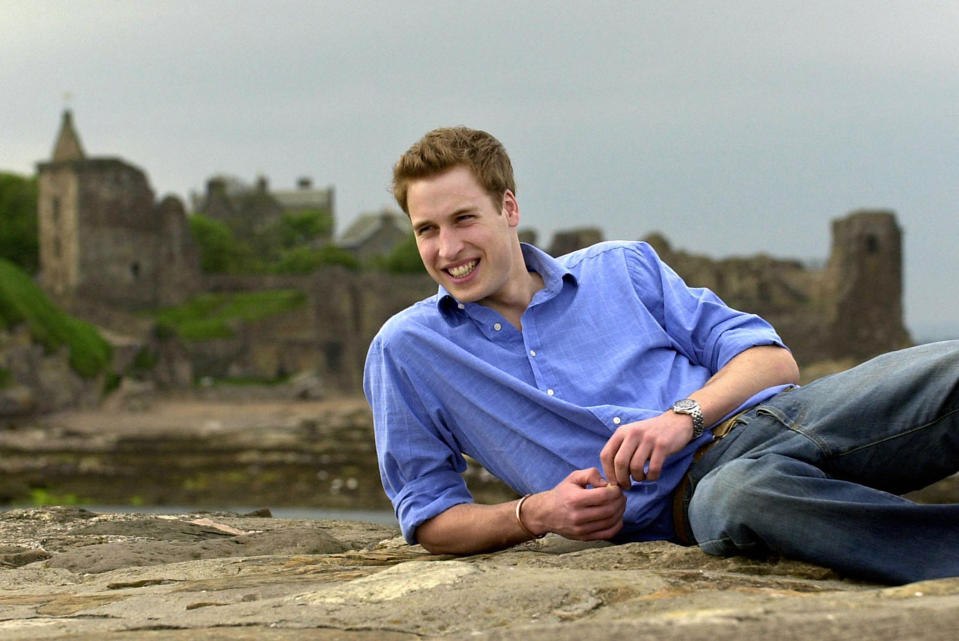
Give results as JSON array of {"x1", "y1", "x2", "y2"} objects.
[
  {"x1": 414, "y1": 519, "x2": 456, "y2": 555},
  {"x1": 773, "y1": 346, "x2": 801, "y2": 385}
]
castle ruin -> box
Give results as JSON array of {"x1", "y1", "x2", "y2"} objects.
[
  {"x1": 36, "y1": 111, "x2": 201, "y2": 310},
  {"x1": 32, "y1": 111, "x2": 913, "y2": 394},
  {"x1": 646, "y1": 210, "x2": 912, "y2": 365}
]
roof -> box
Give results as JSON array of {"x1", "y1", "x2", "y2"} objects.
[
  {"x1": 338, "y1": 210, "x2": 408, "y2": 248},
  {"x1": 272, "y1": 187, "x2": 333, "y2": 211},
  {"x1": 51, "y1": 110, "x2": 85, "y2": 162}
]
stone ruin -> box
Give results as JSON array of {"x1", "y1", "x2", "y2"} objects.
[
  {"x1": 30, "y1": 112, "x2": 913, "y2": 395},
  {"x1": 644, "y1": 210, "x2": 912, "y2": 365},
  {"x1": 35, "y1": 111, "x2": 201, "y2": 311}
]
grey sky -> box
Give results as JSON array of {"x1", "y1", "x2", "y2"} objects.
[{"x1": 2, "y1": 1, "x2": 957, "y2": 338}]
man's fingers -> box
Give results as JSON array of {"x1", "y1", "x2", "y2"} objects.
[
  {"x1": 628, "y1": 439, "x2": 654, "y2": 483},
  {"x1": 612, "y1": 432, "x2": 639, "y2": 487},
  {"x1": 599, "y1": 433, "x2": 623, "y2": 485},
  {"x1": 569, "y1": 510, "x2": 625, "y2": 540},
  {"x1": 566, "y1": 467, "x2": 609, "y2": 489},
  {"x1": 646, "y1": 448, "x2": 667, "y2": 481}
]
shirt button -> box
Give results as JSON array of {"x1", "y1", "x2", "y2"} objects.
[
  {"x1": 493, "y1": 323, "x2": 502, "y2": 331},
  {"x1": 547, "y1": 389, "x2": 554, "y2": 396},
  {"x1": 530, "y1": 350, "x2": 537, "y2": 357},
  {"x1": 613, "y1": 417, "x2": 622, "y2": 425},
  {"x1": 457, "y1": 303, "x2": 465, "y2": 310}
]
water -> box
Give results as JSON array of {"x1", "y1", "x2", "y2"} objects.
[{"x1": 3, "y1": 504, "x2": 399, "y2": 526}]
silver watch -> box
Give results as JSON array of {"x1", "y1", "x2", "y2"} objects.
[{"x1": 671, "y1": 398, "x2": 705, "y2": 438}]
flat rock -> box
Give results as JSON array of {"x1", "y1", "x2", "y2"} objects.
[{"x1": 1, "y1": 507, "x2": 957, "y2": 640}]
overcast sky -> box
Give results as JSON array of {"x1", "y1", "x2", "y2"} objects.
[{"x1": 2, "y1": 1, "x2": 957, "y2": 338}]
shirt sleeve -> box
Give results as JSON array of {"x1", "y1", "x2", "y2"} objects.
[
  {"x1": 626, "y1": 242, "x2": 787, "y2": 373},
  {"x1": 363, "y1": 328, "x2": 474, "y2": 543}
]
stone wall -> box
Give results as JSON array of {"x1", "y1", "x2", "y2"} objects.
[
  {"x1": 37, "y1": 157, "x2": 202, "y2": 310},
  {"x1": 649, "y1": 210, "x2": 911, "y2": 365},
  {"x1": 198, "y1": 270, "x2": 436, "y2": 392},
  {"x1": 180, "y1": 210, "x2": 910, "y2": 393}
]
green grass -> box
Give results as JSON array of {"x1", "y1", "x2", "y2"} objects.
[
  {"x1": 153, "y1": 289, "x2": 307, "y2": 341},
  {"x1": 0, "y1": 258, "x2": 111, "y2": 378},
  {"x1": 27, "y1": 488, "x2": 89, "y2": 507}
]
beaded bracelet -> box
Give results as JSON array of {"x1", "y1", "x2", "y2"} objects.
[{"x1": 515, "y1": 494, "x2": 546, "y2": 539}]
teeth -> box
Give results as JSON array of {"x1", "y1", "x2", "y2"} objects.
[{"x1": 448, "y1": 260, "x2": 477, "y2": 278}]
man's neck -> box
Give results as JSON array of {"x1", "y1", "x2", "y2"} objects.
[{"x1": 482, "y1": 269, "x2": 545, "y2": 330}]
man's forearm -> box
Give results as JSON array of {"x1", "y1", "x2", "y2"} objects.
[
  {"x1": 416, "y1": 469, "x2": 626, "y2": 555},
  {"x1": 692, "y1": 345, "x2": 799, "y2": 426},
  {"x1": 601, "y1": 345, "x2": 799, "y2": 485},
  {"x1": 415, "y1": 501, "x2": 539, "y2": 555}
]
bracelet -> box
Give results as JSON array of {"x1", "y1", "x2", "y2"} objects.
[{"x1": 515, "y1": 494, "x2": 546, "y2": 539}]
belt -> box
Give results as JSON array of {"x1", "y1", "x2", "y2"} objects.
[{"x1": 671, "y1": 409, "x2": 747, "y2": 545}]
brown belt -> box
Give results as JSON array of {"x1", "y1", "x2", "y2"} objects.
[{"x1": 671, "y1": 409, "x2": 747, "y2": 545}]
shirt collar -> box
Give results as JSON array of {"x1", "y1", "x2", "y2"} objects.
[{"x1": 436, "y1": 243, "x2": 577, "y2": 321}]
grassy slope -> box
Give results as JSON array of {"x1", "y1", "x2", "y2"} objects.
[
  {"x1": 0, "y1": 258, "x2": 111, "y2": 378},
  {"x1": 153, "y1": 289, "x2": 307, "y2": 341}
]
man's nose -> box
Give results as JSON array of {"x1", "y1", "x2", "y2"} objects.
[{"x1": 438, "y1": 228, "x2": 462, "y2": 259}]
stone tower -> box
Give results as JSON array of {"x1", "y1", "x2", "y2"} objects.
[
  {"x1": 36, "y1": 111, "x2": 201, "y2": 309},
  {"x1": 824, "y1": 210, "x2": 911, "y2": 359}
]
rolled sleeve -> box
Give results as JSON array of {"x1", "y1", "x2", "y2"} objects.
[
  {"x1": 365, "y1": 328, "x2": 475, "y2": 544},
  {"x1": 390, "y1": 469, "x2": 474, "y2": 543},
  {"x1": 702, "y1": 314, "x2": 787, "y2": 372},
  {"x1": 630, "y1": 243, "x2": 786, "y2": 372}
]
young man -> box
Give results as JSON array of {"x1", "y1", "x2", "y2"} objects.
[{"x1": 364, "y1": 126, "x2": 959, "y2": 584}]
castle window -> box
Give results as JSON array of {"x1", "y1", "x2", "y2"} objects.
[
  {"x1": 324, "y1": 340, "x2": 343, "y2": 372},
  {"x1": 865, "y1": 234, "x2": 879, "y2": 254},
  {"x1": 130, "y1": 262, "x2": 140, "y2": 279},
  {"x1": 52, "y1": 197, "x2": 61, "y2": 222}
]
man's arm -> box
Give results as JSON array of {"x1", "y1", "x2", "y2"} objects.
[
  {"x1": 416, "y1": 468, "x2": 626, "y2": 554},
  {"x1": 600, "y1": 345, "x2": 799, "y2": 487}
]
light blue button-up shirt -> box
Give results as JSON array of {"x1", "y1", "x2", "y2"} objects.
[{"x1": 364, "y1": 241, "x2": 790, "y2": 543}]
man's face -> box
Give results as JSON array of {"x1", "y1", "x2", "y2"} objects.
[{"x1": 407, "y1": 165, "x2": 520, "y2": 305}]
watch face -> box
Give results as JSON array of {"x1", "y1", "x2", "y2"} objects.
[{"x1": 674, "y1": 399, "x2": 697, "y2": 412}]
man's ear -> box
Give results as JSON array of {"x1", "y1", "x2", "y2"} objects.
[{"x1": 502, "y1": 190, "x2": 519, "y2": 227}]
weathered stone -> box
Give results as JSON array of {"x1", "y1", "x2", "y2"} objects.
[
  {"x1": 36, "y1": 111, "x2": 202, "y2": 310},
  {"x1": 0, "y1": 507, "x2": 957, "y2": 641},
  {"x1": 645, "y1": 210, "x2": 911, "y2": 366}
]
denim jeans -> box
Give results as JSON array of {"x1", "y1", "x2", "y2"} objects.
[{"x1": 685, "y1": 340, "x2": 959, "y2": 584}]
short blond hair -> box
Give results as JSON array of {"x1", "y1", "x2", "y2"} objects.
[{"x1": 392, "y1": 127, "x2": 516, "y2": 214}]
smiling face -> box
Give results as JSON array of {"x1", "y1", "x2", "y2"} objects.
[{"x1": 407, "y1": 165, "x2": 526, "y2": 309}]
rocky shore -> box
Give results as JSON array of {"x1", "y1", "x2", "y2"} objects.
[
  {"x1": 1, "y1": 506, "x2": 958, "y2": 640},
  {"x1": 2, "y1": 397, "x2": 958, "y2": 639},
  {"x1": 0, "y1": 396, "x2": 514, "y2": 509}
]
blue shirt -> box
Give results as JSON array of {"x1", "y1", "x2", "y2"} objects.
[{"x1": 364, "y1": 241, "x2": 790, "y2": 543}]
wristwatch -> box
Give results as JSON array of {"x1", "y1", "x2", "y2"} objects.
[{"x1": 671, "y1": 398, "x2": 705, "y2": 438}]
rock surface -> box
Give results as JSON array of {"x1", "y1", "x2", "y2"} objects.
[{"x1": 1, "y1": 507, "x2": 958, "y2": 640}]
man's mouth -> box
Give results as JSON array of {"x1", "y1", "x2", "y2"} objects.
[{"x1": 446, "y1": 260, "x2": 478, "y2": 279}]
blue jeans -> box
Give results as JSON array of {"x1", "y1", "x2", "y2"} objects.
[{"x1": 685, "y1": 340, "x2": 959, "y2": 584}]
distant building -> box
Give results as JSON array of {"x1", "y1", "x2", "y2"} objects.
[
  {"x1": 646, "y1": 209, "x2": 911, "y2": 365},
  {"x1": 35, "y1": 111, "x2": 201, "y2": 309},
  {"x1": 337, "y1": 209, "x2": 410, "y2": 261},
  {"x1": 194, "y1": 174, "x2": 334, "y2": 242}
]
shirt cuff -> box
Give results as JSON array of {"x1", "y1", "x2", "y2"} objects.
[{"x1": 392, "y1": 469, "x2": 475, "y2": 544}]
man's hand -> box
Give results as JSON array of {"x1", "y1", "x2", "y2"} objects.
[
  {"x1": 600, "y1": 411, "x2": 694, "y2": 487},
  {"x1": 522, "y1": 468, "x2": 626, "y2": 540}
]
